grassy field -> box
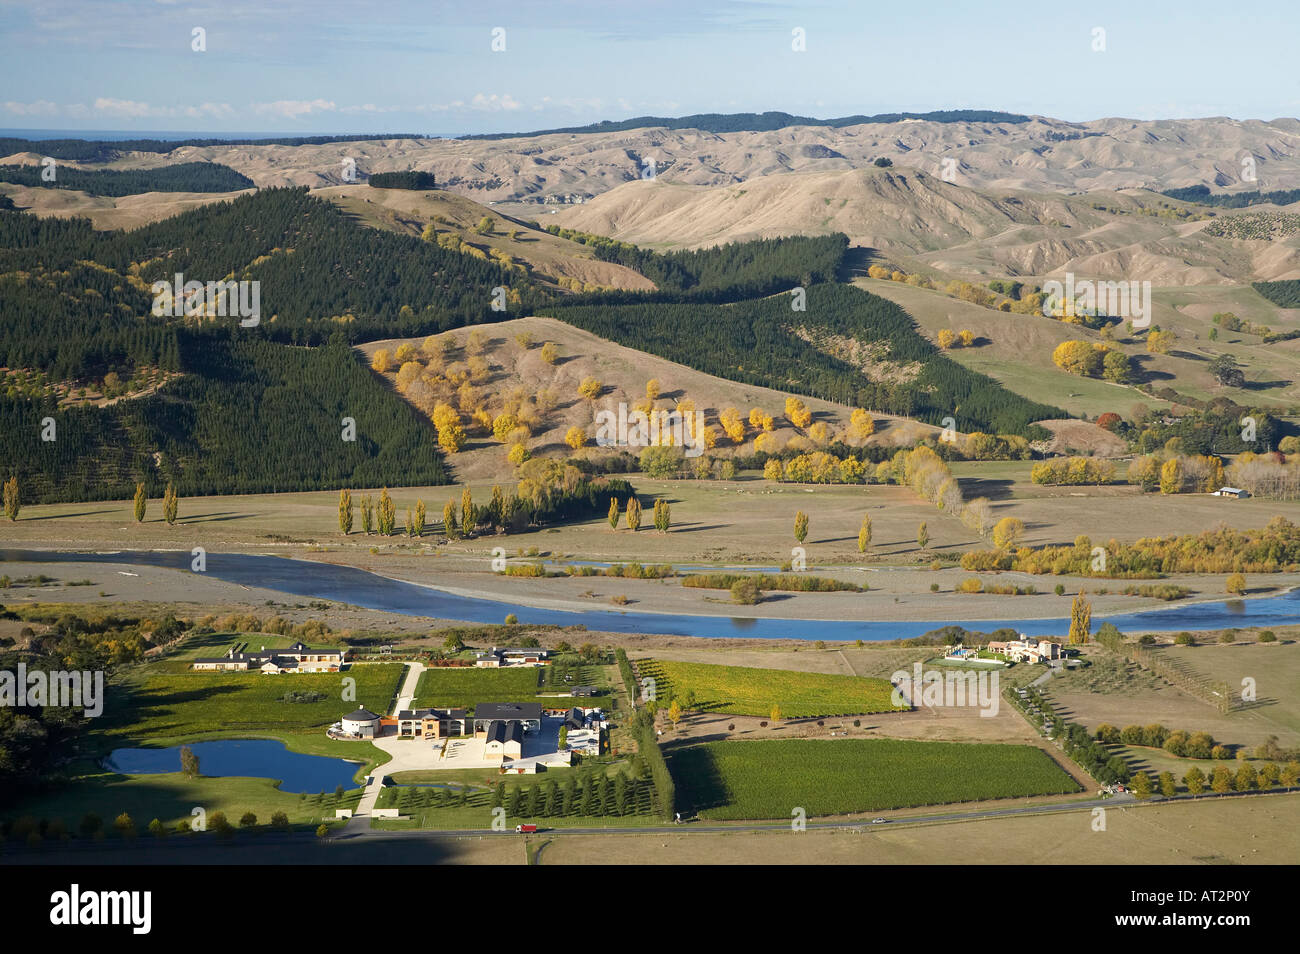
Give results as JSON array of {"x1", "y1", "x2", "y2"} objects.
[
  {"x1": 1050, "y1": 638, "x2": 1300, "y2": 749},
  {"x1": 99, "y1": 664, "x2": 406, "y2": 744},
  {"x1": 637, "y1": 658, "x2": 904, "y2": 717},
  {"x1": 669, "y1": 738, "x2": 1082, "y2": 819},
  {"x1": 0, "y1": 771, "x2": 365, "y2": 835},
  {"x1": 411, "y1": 665, "x2": 542, "y2": 710},
  {"x1": 861, "y1": 277, "x2": 1300, "y2": 415}
]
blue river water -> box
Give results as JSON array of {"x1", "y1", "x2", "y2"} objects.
[
  {"x1": 104, "y1": 738, "x2": 362, "y2": 793},
  {"x1": 4, "y1": 548, "x2": 1299, "y2": 642}
]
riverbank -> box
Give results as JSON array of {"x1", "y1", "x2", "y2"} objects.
[{"x1": 3, "y1": 550, "x2": 1298, "y2": 642}]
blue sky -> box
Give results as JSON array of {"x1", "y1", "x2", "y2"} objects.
[{"x1": 3, "y1": 0, "x2": 1299, "y2": 136}]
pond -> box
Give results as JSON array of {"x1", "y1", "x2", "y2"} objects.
[
  {"x1": 6, "y1": 548, "x2": 1300, "y2": 642},
  {"x1": 103, "y1": 738, "x2": 363, "y2": 794}
]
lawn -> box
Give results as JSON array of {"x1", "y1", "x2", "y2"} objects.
[
  {"x1": 636, "y1": 658, "x2": 904, "y2": 717},
  {"x1": 98, "y1": 663, "x2": 406, "y2": 744},
  {"x1": 669, "y1": 738, "x2": 1083, "y2": 819},
  {"x1": 412, "y1": 666, "x2": 542, "y2": 710},
  {"x1": 0, "y1": 770, "x2": 365, "y2": 835}
]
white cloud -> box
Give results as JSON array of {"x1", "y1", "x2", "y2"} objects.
[
  {"x1": 339, "y1": 103, "x2": 401, "y2": 114},
  {"x1": 469, "y1": 93, "x2": 522, "y2": 112},
  {"x1": 2, "y1": 100, "x2": 60, "y2": 116},
  {"x1": 94, "y1": 97, "x2": 155, "y2": 118},
  {"x1": 252, "y1": 99, "x2": 337, "y2": 118},
  {"x1": 82, "y1": 98, "x2": 235, "y2": 119}
]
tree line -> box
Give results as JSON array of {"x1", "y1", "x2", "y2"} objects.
[
  {"x1": 543, "y1": 283, "x2": 1062, "y2": 437},
  {"x1": 0, "y1": 162, "x2": 254, "y2": 197}
]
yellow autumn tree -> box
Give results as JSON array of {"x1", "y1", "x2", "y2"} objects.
[
  {"x1": 578, "y1": 377, "x2": 602, "y2": 401},
  {"x1": 718, "y1": 407, "x2": 746, "y2": 444},
  {"x1": 847, "y1": 408, "x2": 875, "y2": 441},
  {"x1": 784, "y1": 396, "x2": 812, "y2": 428}
]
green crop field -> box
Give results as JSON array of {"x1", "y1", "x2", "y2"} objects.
[
  {"x1": 99, "y1": 664, "x2": 406, "y2": 743},
  {"x1": 669, "y1": 739, "x2": 1082, "y2": 819},
  {"x1": 412, "y1": 666, "x2": 542, "y2": 710},
  {"x1": 636, "y1": 659, "x2": 904, "y2": 717},
  {"x1": 0, "y1": 772, "x2": 366, "y2": 835}
]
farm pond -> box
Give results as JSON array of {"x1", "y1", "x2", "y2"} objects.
[{"x1": 103, "y1": 739, "x2": 363, "y2": 794}]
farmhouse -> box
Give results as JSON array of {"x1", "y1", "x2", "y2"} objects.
[
  {"x1": 1211, "y1": 486, "x2": 1250, "y2": 498},
  {"x1": 986, "y1": 636, "x2": 1062, "y2": 664},
  {"x1": 192, "y1": 641, "x2": 347, "y2": 673},
  {"x1": 396, "y1": 707, "x2": 470, "y2": 738},
  {"x1": 474, "y1": 647, "x2": 552, "y2": 668}
]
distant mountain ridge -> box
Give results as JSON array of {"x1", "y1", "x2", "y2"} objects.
[{"x1": 460, "y1": 109, "x2": 1032, "y2": 140}]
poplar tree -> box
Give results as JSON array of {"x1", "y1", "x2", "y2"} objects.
[
  {"x1": 338, "y1": 489, "x2": 353, "y2": 534},
  {"x1": 377, "y1": 487, "x2": 395, "y2": 535},
  {"x1": 461, "y1": 487, "x2": 475, "y2": 536},
  {"x1": 413, "y1": 499, "x2": 426, "y2": 536},
  {"x1": 794, "y1": 510, "x2": 808, "y2": 544},
  {"x1": 443, "y1": 500, "x2": 458, "y2": 539},
  {"x1": 133, "y1": 482, "x2": 147, "y2": 523},
  {"x1": 653, "y1": 498, "x2": 671, "y2": 533},
  {"x1": 858, "y1": 514, "x2": 872, "y2": 553},
  {"x1": 162, "y1": 482, "x2": 179, "y2": 525},
  {"x1": 608, "y1": 497, "x2": 620, "y2": 530},
  {"x1": 2, "y1": 475, "x2": 17, "y2": 522},
  {"x1": 1069, "y1": 591, "x2": 1093, "y2": 644},
  {"x1": 626, "y1": 496, "x2": 642, "y2": 532}
]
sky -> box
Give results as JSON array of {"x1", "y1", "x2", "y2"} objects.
[{"x1": 3, "y1": 0, "x2": 1299, "y2": 137}]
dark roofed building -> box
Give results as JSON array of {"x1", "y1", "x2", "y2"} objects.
[
  {"x1": 193, "y1": 641, "x2": 346, "y2": 673},
  {"x1": 473, "y1": 702, "x2": 542, "y2": 733},
  {"x1": 340, "y1": 707, "x2": 381, "y2": 739}
]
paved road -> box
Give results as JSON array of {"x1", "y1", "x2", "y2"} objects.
[
  {"x1": 344, "y1": 661, "x2": 426, "y2": 833},
  {"x1": 335, "y1": 789, "x2": 1145, "y2": 840}
]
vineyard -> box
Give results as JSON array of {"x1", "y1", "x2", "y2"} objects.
[
  {"x1": 636, "y1": 659, "x2": 903, "y2": 717},
  {"x1": 669, "y1": 739, "x2": 1082, "y2": 819},
  {"x1": 411, "y1": 666, "x2": 542, "y2": 710}
]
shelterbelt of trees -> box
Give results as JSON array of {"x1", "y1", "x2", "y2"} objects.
[
  {"x1": 0, "y1": 162, "x2": 254, "y2": 197},
  {"x1": 961, "y1": 516, "x2": 1300, "y2": 576},
  {"x1": 1254, "y1": 278, "x2": 1300, "y2": 308},
  {"x1": 543, "y1": 283, "x2": 1062, "y2": 437}
]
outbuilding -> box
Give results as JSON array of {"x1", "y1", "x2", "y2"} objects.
[{"x1": 341, "y1": 707, "x2": 381, "y2": 739}]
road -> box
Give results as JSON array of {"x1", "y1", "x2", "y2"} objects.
[
  {"x1": 343, "y1": 661, "x2": 426, "y2": 833},
  {"x1": 337, "y1": 789, "x2": 1144, "y2": 840}
]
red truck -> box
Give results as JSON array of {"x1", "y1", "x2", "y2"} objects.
[{"x1": 515, "y1": 824, "x2": 538, "y2": 833}]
